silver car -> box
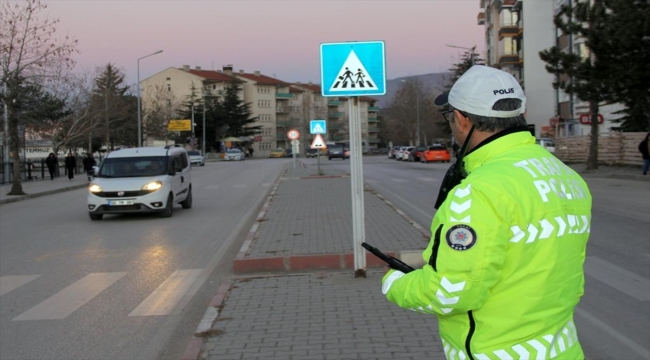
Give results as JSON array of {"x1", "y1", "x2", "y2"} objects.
[{"x1": 224, "y1": 148, "x2": 245, "y2": 161}]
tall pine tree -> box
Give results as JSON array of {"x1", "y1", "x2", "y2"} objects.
[{"x1": 217, "y1": 81, "x2": 261, "y2": 138}]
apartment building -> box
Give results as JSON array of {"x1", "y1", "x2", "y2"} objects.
[
  {"x1": 479, "y1": 0, "x2": 622, "y2": 138},
  {"x1": 141, "y1": 65, "x2": 380, "y2": 157},
  {"x1": 478, "y1": 0, "x2": 556, "y2": 137}
]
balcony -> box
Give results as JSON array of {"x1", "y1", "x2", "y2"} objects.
[
  {"x1": 368, "y1": 106, "x2": 380, "y2": 112},
  {"x1": 276, "y1": 93, "x2": 293, "y2": 99},
  {"x1": 499, "y1": 26, "x2": 518, "y2": 39},
  {"x1": 276, "y1": 134, "x2": 287, "y2": 140},
  {"x1": 367, "y1": 117, "x2": 379, "y2": 123},
  {"x1": 328, "y1": 112, "x2": 343, "y2": 119},
  {"x1": 329, "y1": 124, "x2": 345, "y2": 130},
  {"x1": 276, "y1": 106, "x2": 289, "y2": 113},
  {"x1": 477, "y1": 11, "x2": 485, "y2": 25},
  {"x1": 328, "y1": 100, "x2": 342, "y2": 106},
  {"x1": 276, "y1": 121, "x2": 291, "y2": 127},
  {"x1": 368, "y1": 127, "x2": 379, "y2": 133},
  {"x1": 499, "y1": 54, "x2": 520, "y2": 66},
  {"x1": 518, "y1": 49, "x2": 524, "y2": 65}
]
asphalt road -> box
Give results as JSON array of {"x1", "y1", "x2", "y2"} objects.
[
  {"x1": 0, "y1": 158, "x2": 289, "y2": 360},
  {"x1": 314, "y1": 155, "x2": 650, "y2": 360}
]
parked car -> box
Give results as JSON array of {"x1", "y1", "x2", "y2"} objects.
[
  {"x1": 285, "y1": 148, "x2": 300, "y2": 158},
  {"x1": 407, "y1": 146, "x2": 427, "y2": 162},
  {"x1": 421, "y1": 145, "x2": 451, "y2": 163},
  {"x1": 224, "y1": 148, "x2": 245, "y2": 161},
  {"x1": 377, "y1": 148, "x2": 389, "y2": 155},
  {"x1": 536, "y1": 138, "x2": 556, "y2": 153},
  {"x1": 269, "y1": 148, "x2": 287, "y2": 158},
  {"x1": 344, "y1": 148, "x2": 350, "y2": 159},
  {"x1": 389, "y1": 146, "x2": 403, "y2": 159},
  {"x1": 401, "y1": 147, "x2": 415, "y2": 161},
  {"x1": 87, "y1": 145, "x2": 192, "y2": 220},
  {"x1": 327, "y1": 145, "x2": 346, "y2": 160},
  {"x1": 187, "y1": 150, "x2": 205, "y2": 166},
  {"x1": 395, "y1": 146, "x2": 409, "y2": 160}
]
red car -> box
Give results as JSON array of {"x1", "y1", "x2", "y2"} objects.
[{"x1": 420, "y1": 145, "x2": 451, "y2": 163}]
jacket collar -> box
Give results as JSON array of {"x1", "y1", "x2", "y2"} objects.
[{"x1": 464, "y1": 126, "x2": 534, "y2": 173}]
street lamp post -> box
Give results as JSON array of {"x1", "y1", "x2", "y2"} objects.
[
  {"x1": 401, "y1": 79, "x2": 421, "y2": 147},
  {"x1": 202, "y1": 92, "x2": 206, "y2": 157},
  {"x1": 137, "y1": 50, "x2": 163, "y2": 148}
]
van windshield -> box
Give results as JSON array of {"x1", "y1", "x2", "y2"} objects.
[{"x1": 98, "y1": 156, "x2": 168, "y2": 178}]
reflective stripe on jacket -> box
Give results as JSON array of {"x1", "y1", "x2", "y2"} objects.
[{"x1": 383, "y1": 130, "x2": 591, "y2": 360}]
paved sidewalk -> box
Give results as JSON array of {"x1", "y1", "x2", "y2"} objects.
[{"x1": 0, "y1": 175, "x2": 88, "y2": 204}]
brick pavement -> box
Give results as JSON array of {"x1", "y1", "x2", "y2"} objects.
[{"x1": 196, "y1": 272, "x2": 444, "y2": 360}]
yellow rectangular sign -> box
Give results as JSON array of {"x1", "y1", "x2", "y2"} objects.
[{"x1": 167, "y1": 119, "x2": 191, "y2": 131}]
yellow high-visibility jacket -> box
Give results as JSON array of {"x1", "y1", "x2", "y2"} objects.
[{"x1": 383, "y1": 130, "x2": 591, "y2": 360}]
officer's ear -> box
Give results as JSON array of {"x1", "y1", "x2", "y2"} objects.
[{"x1": 453, "y1": 110, "x2": 473, "y2": 133}]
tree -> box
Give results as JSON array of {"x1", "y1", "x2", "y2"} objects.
[
  {"x1": 217, "y1": 81, "x2": 261, "y2": 138},
  {"x1": 538, "y1": 0, "x2": 650, "y2": 169},
  {"x1": 142, "y1": 84, "x2": 181, "y2": 144},
  {"x1": 92, "y1": 64, "x2": 133, "y2": 150},
  {"x1": 1, "y1": 0, "x2": 78, "y2": 195},
  {"x1": 598, "y1": 0, "x2": 650, "y2": 132},
  {"x1": 443, "y1": 47, "x2": 486, "y2": 91}
]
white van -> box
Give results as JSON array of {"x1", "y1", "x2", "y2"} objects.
[{"x1": 87, "y1": 146, "x2": 192, "y2": 220}]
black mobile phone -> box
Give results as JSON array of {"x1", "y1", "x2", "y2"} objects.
[{"x1": 361, "y1": 243, "x2": 415, "y2": 273}]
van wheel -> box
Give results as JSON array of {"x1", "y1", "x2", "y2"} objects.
[
  {"x1": 89, "y1": 213, "x2": 103, "y2": 221},
  {"x1": 160, "y1": 194, "x2": 173, "y2": 218},
  {"x1": 181, "y1": 188, "x2": 193, "y2": 209}
]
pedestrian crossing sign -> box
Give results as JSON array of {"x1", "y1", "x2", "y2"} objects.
[
  {"x1": 320, "y1": 41, "x2": 386, "y2": 97},
  {"x1": 310, "y1": 120, "x2": 327, "y2": 134}
]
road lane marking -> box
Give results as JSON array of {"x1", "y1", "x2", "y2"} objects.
[
  {"x1": 584, "y1": 256, "x2": 650, "y2": 301},
  {"x1": 417, "y1": 177, "x2": 437, "y2": 182},
  {"x1": 13, "y1": 272, "x2": 126, "y2": 321},
  {"x1": 575, "y1": 307, "x2": 650, "y2": 359},
  {"x1": 0, "y1": 275, "x2": 41, "y2": 297},
  {"x1": 128, "y1": 269, "x2": 202, "y2": 317},
  {"x1": 390, "y1": 178, "x2": 405, "y2": 183}
]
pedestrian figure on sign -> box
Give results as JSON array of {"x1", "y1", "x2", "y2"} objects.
[
  {"x1": 64, "y1": 152, "x2": 77, "y2": 180},
  {"x1": 355, "y1": 69, "x2": 366, "y2": 87},
  {"x1": 339, "y1": 67, "x2": 354, "y2": 86},
  {"x1": 82, "y1": 153, "x2": 97, "y2": 181},
  {"x1": 45, "y1": 153, "x2": 57, "y2": 180}
]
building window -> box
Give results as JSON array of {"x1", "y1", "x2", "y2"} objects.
[
  {"x1": 166, "y1": 77, "x2": 171, "y2": 80},
  {"x1": 500, "y1": 37, "x2": 518, "y2": 55},
  {"x1": 500, "y1": 8, "x2": 518, "y2": 27},
  {"x1": 167, "y1": 85, "x2": 171, "y2": 92}
]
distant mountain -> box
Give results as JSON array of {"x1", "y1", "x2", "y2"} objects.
[{"x1": 373, "y1": 72, "x2": 451, "y2": 109}]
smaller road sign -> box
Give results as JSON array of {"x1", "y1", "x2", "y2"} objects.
[
  {"x1": 287, "y1": 129, "x2": 301, "y2": 140},
  {"x1": 310, "y1": 120, "x2": 327, "y2": 134}
]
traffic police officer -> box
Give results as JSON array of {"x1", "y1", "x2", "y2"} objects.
[{"x1": 382, "y1": 65, "x2": 592, "y2": 360}]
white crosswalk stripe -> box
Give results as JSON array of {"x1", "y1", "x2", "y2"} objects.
[
  {"x1": 129, "y1": 269, "x2": 203, "y2": 316},
  {"x1": 0, "y1": 275, "x2": 41, "y2": 297},
  {"x1": 13, "y1": 272, "x2": 127, "y2": 321},
  {"x1": 3, "y1": 269, "x2": 205, "y2": 321}
]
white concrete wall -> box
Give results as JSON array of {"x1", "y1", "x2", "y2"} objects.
[{"x1": 522, "y1": 0, "x2": 557, "y2": 137}]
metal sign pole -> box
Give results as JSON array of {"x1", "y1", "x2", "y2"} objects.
[{"x1": 350, "y1": 97, "x2": 366, "y2": 277}]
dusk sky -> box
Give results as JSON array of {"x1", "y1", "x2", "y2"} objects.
[{"x1": 43, "y1": 0, "x2": 485, "y2": 87}]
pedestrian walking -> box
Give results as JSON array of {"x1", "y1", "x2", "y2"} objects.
[
  {"x1": 248, "y1": 147, "x2": 254, "y2": 157},
  {"x1": 638, "y1": 132, "x2": 650, "y2": 175},
  {"x1": 82, "y1": 153, "x2": 97, "y2": 181},
  {"x1": 381, "y1": 65, "x2": 592, "y2": 359},
  {"x1": 45, "y1": 153, "x2": 58, "y2": 180},
  {"x1": 64, "y1": 152, "x2": 77, "y2": 180}
]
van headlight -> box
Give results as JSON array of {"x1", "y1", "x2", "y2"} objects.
[
  {"x1": 142, "y1": 181, "x2": 162, "y2": 191},
  {"x1": 89, "y1": 184, "x2": 103, "y2": 193}
]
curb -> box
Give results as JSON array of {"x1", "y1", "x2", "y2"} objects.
[
  {"x1": 0, "y1": 183, "x2": 88, "y2": 205},
  {"x1": 180, "y1": 281, "x2": 232, "y2": 360}
]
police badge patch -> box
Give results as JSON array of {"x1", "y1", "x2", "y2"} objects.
[{"x1": 446, "y1": 224, "x2": 477, "y2": 251}]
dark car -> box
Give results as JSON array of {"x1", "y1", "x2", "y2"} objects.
[
  {"x1": 285, "y1": 148, "x2": 299, "y2": 158},
  {"x1": 407, "y1": 146, "x2": 427, "y2": 162},
  {"x1": 327, "y1": 145, "x2": 345, "y2": 160}
]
